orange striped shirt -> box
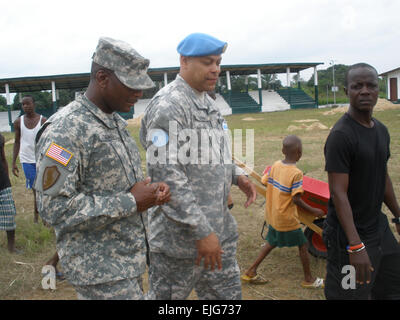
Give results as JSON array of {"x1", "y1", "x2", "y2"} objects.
[{"x1": 261, "y1": 161, "x2": 304, "y2": 231}]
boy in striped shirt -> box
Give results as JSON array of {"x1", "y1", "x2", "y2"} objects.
[{"x1": 242, "y1": 135, "x2": 325, "y2": 288}]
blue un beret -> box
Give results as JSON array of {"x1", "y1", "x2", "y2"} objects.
[{"x1": 177, "y1": 33, "x2": 228, "y2": 57}]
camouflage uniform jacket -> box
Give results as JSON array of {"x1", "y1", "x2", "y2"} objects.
[
  {"x1": 140, "y1": 75, "x2": 245, "y2": 259},
  {"x1": 34, "y1": 94, "x2": 147, "y2": 286}
]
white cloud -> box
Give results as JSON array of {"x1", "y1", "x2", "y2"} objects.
[{"x1": 0, "y1": 0, "x2": 399, "y2": 82}]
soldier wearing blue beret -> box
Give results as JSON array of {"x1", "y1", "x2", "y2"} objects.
[{"x1": 140, "y1": 33, "x2": 257, "y2": 300}]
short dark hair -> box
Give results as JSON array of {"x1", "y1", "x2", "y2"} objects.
[
  {"x1": 22, "y1": 95, "x2": 34, "y2": 103},
  {"x1": 344, "y1": 63, "x2": 378, "y2": 88}
]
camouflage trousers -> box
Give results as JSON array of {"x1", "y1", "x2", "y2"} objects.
[
  {"x1": 74, "y1": 276, "x2": 150, "y2": 300},
  {"x1": 148, "y1": 237, "x2": 242, "y2": 300}
]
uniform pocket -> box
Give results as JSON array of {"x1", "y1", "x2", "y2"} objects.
[
  {"x1": 88, "y1": 137, "x2": 134, "y2": 190},
  {"x1": 193, "y1": 113, "x2": 212, "y2": 129}
]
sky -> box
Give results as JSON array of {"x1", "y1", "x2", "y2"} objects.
[{"x1": 1, "y1": 0, "x2": 400, "y2": 87}]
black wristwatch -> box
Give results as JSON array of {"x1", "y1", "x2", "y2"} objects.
[{"x1": 392, "y1": 217, "x2": 400, "y2": 224}]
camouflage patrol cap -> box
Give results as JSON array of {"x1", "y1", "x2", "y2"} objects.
[{"x1": 92, "y1": 37, "x2": 155, "y2": 90}]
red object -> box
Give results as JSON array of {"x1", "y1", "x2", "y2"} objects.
[
  {"x1": 263, "y1": 166, "x2": 330, "y2": 214},
  {"x1": 347, "y1": 243, "x2": 364, "y2": 250},
  {"x1": 311, "y1": 232, "x2": 327, "y2": 251}
]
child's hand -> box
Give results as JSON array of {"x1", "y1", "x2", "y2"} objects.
[{"x1": 313, "y1": 208, "x2": 325, "y2": 218}]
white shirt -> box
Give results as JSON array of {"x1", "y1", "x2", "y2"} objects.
[{"x1": 19, "y1": 115, "x2": 42, "y2": 163}]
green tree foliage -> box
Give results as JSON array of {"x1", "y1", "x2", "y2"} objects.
[
  {"x1": 307, "y1": 64, "x2": 386, "y2": 93},
  {"x1": 306, "y1": 64, "x2": 387, "y2": 104},
  {"x1": 307, "y1": 64, "x2": 348, "y2": 90},
  {"x1": 11, "y1": 89, "x2": 86, "y2": 111},
  {"x1": 218, "y1": 74, "x2": 282, "y2": 92},
  {"x1": 57, "y1": 89, "x2": 77, "y2": 107},
  {"x1": 12, "y1": 91, "x2": 51, "y2": 110},
  {"x1": 291, "y1": 74, "x2": 308, "y2": 88},
  {"x1": 0, "y1": 95, "x2": 7, "y2": 111}
]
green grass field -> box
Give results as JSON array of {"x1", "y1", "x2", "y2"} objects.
[{"x1": 0, "y1": 104, "x2": 399, "y2": 300}]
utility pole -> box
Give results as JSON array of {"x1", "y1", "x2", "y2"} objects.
[
  {"x1": 330, "y1": 60, "x2": 337, "y2": 105},
  {"x1": 327, "y1": 84, "x2": 329, "y2": 105}
]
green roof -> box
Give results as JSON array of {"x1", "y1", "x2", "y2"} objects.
[{"x1": 0, "y1": 62, "x2": 322, "y2": 93}]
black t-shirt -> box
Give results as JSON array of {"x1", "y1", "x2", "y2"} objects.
[
  {"x1": 0, "y1": 134, "x2": 11, "y2": 191},
  {"x1": 324, "y1": 113, "x2": 390, "y2": 245}
]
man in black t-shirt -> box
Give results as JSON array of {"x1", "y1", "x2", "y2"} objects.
[{"x1": 323, "y1": 63, "x2": 400, "y2": 300}]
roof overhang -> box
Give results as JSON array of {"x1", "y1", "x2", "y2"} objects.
[
  {"x1": 379, "y1": 66, "x2": 400, "y2": 77},
  {"x1": 0, "y1": 62, "x2": 323, "y2": 93},
  {"x1": 220, "y1": 62, "x2": 323, "y2": 76}
]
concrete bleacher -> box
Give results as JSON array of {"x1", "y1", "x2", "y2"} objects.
[
  {"x1": 132, "y1": 95, "x2": 232, "y2": 118},
  {"x1": 248, "y1": 90, "x2": 290, "y2": 112},
  {"x1": 220, "y1": 91, "x2": 261, "y2": 114},
  {"x1": 131, "y1": 89, "x2": 305, "y2": 119},
  {"x1": 277, "y1": 88, "x2": 317, "y2": 109},
  {"x1": 214, "y1": 94, "x2": 232, "y2": 116}
]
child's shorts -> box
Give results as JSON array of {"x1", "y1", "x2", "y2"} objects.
[
  {"x1": 266, "y1": 225, "x2": 308, "y2": 248},
  {"x1": 22, "y1": 163, "x2": 36, "y2": 189}
]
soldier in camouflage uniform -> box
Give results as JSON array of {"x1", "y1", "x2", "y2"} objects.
[
  {"x1": 140, "y1": 33, "x2": 257, "y2": 300},
  {"x1": 34, "y1": 37, "x2": 170, "y2": 300}
]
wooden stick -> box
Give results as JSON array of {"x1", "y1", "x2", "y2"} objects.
[
  {"x1": 233, "y1": 156, "x2": 263, "y2": 182},
  {"x1": 233, "y1": 156, "x2": 323, "y2": 236}
]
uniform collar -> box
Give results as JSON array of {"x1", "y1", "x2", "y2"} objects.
[{"x1": 80, "y1": 93, "x2": 127, "y2": 130}]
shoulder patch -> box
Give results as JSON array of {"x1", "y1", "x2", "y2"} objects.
[
  {"x1": 45, "y1": 142, "x2": 74, "y2": 166},
  {"x1": 43, "y1": 166, "x2": 61, "y2": 190},
  {"x1": 150, "y1": 129, "x2": 169, "y2": 147}
]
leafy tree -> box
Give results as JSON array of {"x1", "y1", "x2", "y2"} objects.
[
  {"x1": 307, "y1": 64, "x2": 348, "y2": 91},
  {"x1": 12, "y1": 91, "x2": 52, "y2": 110},
  {"x1": 291, "y1": 74, "x2": 307, "y2": 88},
  {"x1": 307, "y1": 64, "x2": 386, "y2": 94},
  {"x1": 0, "y1": 95, "x2": 7, "y2": 111},
  {"x1": 57, "y1": 89, "x2": 77, "y2": 107},
  {"x1": 11, "y1": 89, "x2": 88, "y2": 111},
  {"x1": 218, "y1": 74, "x2": 282, "y2": 93}
]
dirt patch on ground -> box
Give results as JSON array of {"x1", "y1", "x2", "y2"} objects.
[
  {"x1": 287, "y1": 122, "x2": 329, "y2": 132},
  {"x1": 126, "y1": 114, "x2": 144, "y2": 126},
  {"x1": 5, "y1": 139, "x2": 15, "y2": 145},
  {"x1": 322, "y1": 99, "x2": 399, "y2": 115},
  {"x1": 292, "y1": 119, "x2": 319, "y2": 123},
  {"x1": 242, "y1": 117, "x2": 262, "y2": 121}
]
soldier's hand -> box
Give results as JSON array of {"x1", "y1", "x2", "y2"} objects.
[
  {"x1": 130, "y1": 177, "x2": 160, "y2": 212},
  {"x1": 237, "y1": 175, "x2": 257, "y2": 208},
  {"x1": 195, "y1": 232, "x2": 224, "y2": 271},
  {"x1": 155, "y1": 182, "x2": 171, "y2": 205}
]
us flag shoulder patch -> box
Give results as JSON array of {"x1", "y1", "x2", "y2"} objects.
[{"x1": 45, "y1": 142, "x2": 73, "y2": 166}]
